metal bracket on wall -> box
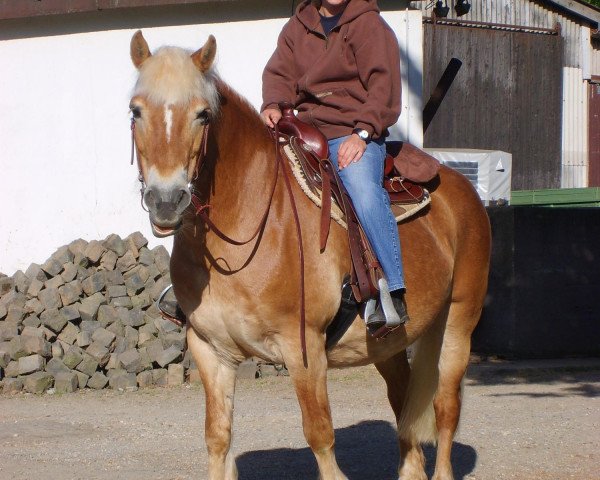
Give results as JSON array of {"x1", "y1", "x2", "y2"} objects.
[{"x1": 422, "y1": 57, "x2": 462, "y2": 134}]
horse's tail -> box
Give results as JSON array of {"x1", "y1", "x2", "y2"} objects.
[{"x1": 397, "y1": 319, "x2": 445, "y2": 444}]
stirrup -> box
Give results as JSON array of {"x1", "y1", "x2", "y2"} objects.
[
  {"x1": 364, "y1": 278, "x2": 405, "y2": 340},
  {"x1": 365, "y1": 305, "x2": 401, "y2": 339},
  {"x1": 156, "y1": 284, "x2": 187, "y2": 327}
]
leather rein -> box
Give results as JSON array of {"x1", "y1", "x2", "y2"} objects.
[{"x1": 131, "y1": 119, "x2": 308, "y2": 367}]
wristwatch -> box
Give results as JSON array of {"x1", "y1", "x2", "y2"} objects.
[{"x1": 352, "y1": 128, "x2": 370, "y2": 141}]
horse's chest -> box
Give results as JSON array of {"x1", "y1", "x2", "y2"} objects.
[{"x1": 188, "y1": 299, "x2": 285, "y2": 364}]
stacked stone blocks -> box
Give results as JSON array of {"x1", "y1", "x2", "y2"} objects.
[{"x1": 0, "y1": 233, "x2": 196, "y2": 394}]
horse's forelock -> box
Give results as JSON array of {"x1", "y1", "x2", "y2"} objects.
[{"x1": 133, "y1": 46, "x2": 219, "y2": 112}]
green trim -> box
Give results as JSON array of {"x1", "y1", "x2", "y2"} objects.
[{"x1": 511, "y1": 188, "x2": 600, "y2": 207}]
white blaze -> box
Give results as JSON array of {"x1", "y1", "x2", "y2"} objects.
[{"x1": 164, "y1": 104, "x2": 173, "y2": 143}]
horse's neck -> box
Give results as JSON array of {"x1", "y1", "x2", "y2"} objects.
[
  {"x1": 191, "y1": 87, "x2": 275, "y2": 236},
  {"x1": 215, "y1": 91, "x2": 271, "y2": 193}
]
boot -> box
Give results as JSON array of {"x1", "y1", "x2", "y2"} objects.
[{"x1": 366, "y1": 289, "x2": 409, "y2": 334}]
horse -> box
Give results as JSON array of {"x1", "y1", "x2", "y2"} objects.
[{"x1": 128, "y1": 31, "x2": 491, "y2": 480}]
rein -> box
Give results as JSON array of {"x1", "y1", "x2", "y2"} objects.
[
  {"x1": 131, "y1": 118, "x2": 308, "y2": 367},
  {"x1": 189, "y1": 124, "x2": 277, "y2": 247}
]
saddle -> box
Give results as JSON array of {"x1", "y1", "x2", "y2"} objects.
[{"x1": 276, "y1": 103, "x2": 439, "y2": 307}]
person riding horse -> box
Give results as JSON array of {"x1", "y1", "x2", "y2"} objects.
[{"x1": 260, "y1": 0, "x2": 408, "y2": 332}]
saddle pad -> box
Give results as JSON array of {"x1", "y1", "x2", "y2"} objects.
[{"x1": 282, "y1": 142, "x2": 431, "y2": 229}]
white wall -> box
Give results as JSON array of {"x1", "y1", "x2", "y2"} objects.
[
  {"x1": 0, "y1": 10, "x2": 422, "y2": 274},
  {"x1": 561, "y1": 66, "x2": 589, "y2": 188}
]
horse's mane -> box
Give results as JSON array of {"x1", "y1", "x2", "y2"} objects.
[{"x1": 214, "y1": 79, "x2": 265, "y2": 128}]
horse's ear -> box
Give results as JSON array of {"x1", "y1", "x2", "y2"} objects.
[
  {"x1": 131, "y1": 30, "x2": 151, "y2": 69},
  {"x1": 191, "y1": 35, "x2": 217, "y2": 73}
]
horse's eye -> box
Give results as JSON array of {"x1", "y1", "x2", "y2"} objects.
[
  {"x1": 130, "y1": 106, "x2": 142, "y2": 119},
  {"x1": 196, "y1": 110, "x2": 210, "y2": 125}
]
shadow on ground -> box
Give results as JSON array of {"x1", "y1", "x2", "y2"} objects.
[
  {"x1": 237, "y1": 420, "x2": 477, "y2": 479},
  {"x1": 466, "y1": 365, "x2": 600, "y2": 398}
]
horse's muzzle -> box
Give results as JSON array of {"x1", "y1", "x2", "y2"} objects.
[{"x1": 143, "y1": 186, "x2": 191, "y2": 237}]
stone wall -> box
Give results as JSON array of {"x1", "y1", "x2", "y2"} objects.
[{"x1": 0, "y1": 233, "x2": 196, "y2": 394}]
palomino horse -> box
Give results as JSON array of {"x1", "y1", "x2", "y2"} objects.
[{"x1": 128, "y1": 31, "x2": 491, "y2": 480}]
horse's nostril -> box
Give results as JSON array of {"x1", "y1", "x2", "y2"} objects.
[
  {"x1": 175, "y1": 188, "x2": 191, "y2": 214},
  {"x1": 143, "y1": 188, "x2": 157, "y2": 210}
]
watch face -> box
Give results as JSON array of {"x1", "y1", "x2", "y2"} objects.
[{"x1": 354, "y1": 129, "x2": 368, "y2": 140}]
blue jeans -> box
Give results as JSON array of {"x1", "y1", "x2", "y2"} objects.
[{"x1": 328, "y1": 136, "x2": 405, "y2": 291}]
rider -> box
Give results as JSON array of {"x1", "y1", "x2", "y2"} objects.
[{"x1": 260, "y1": 0, "x2": 409, "y2": 331}]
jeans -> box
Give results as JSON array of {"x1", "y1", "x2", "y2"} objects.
[{"x1": 328, "y1": 136, "x2": 405, "y2": 291}]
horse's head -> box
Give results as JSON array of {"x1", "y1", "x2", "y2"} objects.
[{"x1": 129, "y1": 31, "x2": 218, "y2": 237}]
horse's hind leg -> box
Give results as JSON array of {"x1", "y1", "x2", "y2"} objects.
[
  {"x1": 431, "y1": 299, "x2": 481, "y2": 480},
  {"x1": 281, "y1": 331, "x2": 348, "y2": 480},
  {"x1": 375, "y1": 351, "x2": 427, "y2": 480},
  {"x1": 187, "y1": 327, "x2": 238, "y2": 480},
  {"x1": 432, "y1": 221, "x2": 489, "y2": 480}
]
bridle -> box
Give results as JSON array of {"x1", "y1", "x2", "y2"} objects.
[
  {"x1": 130, "y1": 116, "x2": 308, "y2": 367},
  {"x1": 130, "y1": 118, "x2": 148, "y2": 212}
]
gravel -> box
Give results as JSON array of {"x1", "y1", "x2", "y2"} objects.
[{"x1": 0, "y1": 361, "x2": 598, "y2": 479}]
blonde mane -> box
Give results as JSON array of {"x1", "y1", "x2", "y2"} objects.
[{"x1": 133, "y1": 46, "x2": 219, "y2": 112}]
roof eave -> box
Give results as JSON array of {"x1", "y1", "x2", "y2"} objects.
[
  {"x1": 541, "y1": 0, "x2": 600, "y2": 29},
  {"x1": 0, "y1": 0, "x2": 231, "y2": 21}
]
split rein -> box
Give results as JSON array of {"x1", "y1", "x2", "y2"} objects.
[{"x1": 130, "y1": 120, "x2": 308, "y2": 367}]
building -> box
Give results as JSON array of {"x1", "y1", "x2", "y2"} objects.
[
  {"x1": 1, "y1": 0, "x2": 599, "y2": 273},
  {"x1": 0, "y1": 0, "x2": 422, "y2": 273},
  {"x1": 409, "y1": 0, "x2": 600, "y2": 189}
]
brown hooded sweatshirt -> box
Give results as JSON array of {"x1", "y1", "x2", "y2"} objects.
[{"x1": 261, "y1": 0, "x2": 401, "y2": 140}]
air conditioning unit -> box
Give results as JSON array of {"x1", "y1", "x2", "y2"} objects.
[{"x1": 424, "y1": 149, "x2": 512, "y2": 205}]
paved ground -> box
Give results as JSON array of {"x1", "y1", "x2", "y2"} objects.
[{"x1": 0, "y1": 359, "x2": 598, "y2": 480}]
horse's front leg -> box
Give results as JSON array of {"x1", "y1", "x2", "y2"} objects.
[
  {"x1": 281, "y1": 330, "x2": 348, "y2": 480},
  {"x1": 187, "y1": 327, "x2": 238, "y2": 480}
]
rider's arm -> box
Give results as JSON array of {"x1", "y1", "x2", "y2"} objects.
[{"x1": 351, "y1": 13, "x2": 401, "y2": 139}]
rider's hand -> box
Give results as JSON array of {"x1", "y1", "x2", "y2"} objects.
[
  {"x1": 260, "y1": 108, "x2": 282, "y2": 128},
  {"x1": 338, "y1": 134, "x2": 367, "y2": 170}
]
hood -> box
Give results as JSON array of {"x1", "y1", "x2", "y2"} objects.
[{"x1": 296, "y1": 0, "x2": 380, "y2": 32}]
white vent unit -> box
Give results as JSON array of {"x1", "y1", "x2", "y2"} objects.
[{"x1": 424, "y1": 149, "x2": 513, "y2": 205}]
